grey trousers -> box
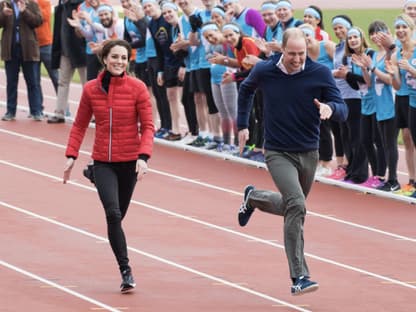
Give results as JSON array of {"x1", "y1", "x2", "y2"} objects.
[{"x1": 247, "y1": 149, "x2": 318, "y2": 279}]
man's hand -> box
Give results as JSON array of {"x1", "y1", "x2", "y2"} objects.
[{"x1": 314, "y1": 99, "x2": 333, "y2": 120}]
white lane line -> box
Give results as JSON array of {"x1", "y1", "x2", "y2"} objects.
[
  {"x1": 0, "y1": 201, "x2": 311, "y2": 312},
  {"x1": 1, "y1": 159, "x2": 415, "y2": 291},
  {"x1": 0, "y1": 260, "x2": 122, "y2": 312},
  {"x1": 1, "y1": 128, "x2": 415, "y2": 242}
]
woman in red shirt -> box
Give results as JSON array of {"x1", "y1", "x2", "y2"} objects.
[{"x1": 63, "y1": 39, "x2": 154, "y2": 293}]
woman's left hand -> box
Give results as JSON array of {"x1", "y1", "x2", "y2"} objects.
[{"x1": 136, "y1": 159, "x2": 148, "y2": 181}]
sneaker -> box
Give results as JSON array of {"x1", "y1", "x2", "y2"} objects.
[
  {"x1": 315, "y1": 165, "x2": 332, "y2": 177},
  {"x1": 204, "y1": 139, "x2": 219, "y2": 150},
  {"x1": 238, "y1": 185, "x2": 255, "y2": 227},
  {"x1": 291, "y1": 276, "x2": 319, "y2": 296},
  {"x1": 328, "y1": 167, "x2": 346, "y2": 180},
  {"x1": 154, "y1": 128, "x2": 168, "y2": 138},
  {"x1": 249, "y1": 151, "x2": 265, "y2": 162},
  {"x1": 165, "y1": 132, "x2": 182, "y2": 141},
  {"x1": 377, "y1": 180, "x2": 401, "y2": 192},
  {"x1": 394, "y1": 183, "x2": 415, "y2": 196},
  {"x1": 180, "y1": 133, "x2": 197, "y2": 145},
  {"x1": 361, "y1": 176, "x2": 383, "y2": 188},
  {"x1": 120, "y1": 270, "x2": 136, "y2": 293},
  {"x1": 47, "y1": 116, "x2": 65, "y2": 124},
  {"x1": 188, "y1": 136, "x2": 206, "y2": 147},
  {"x1": 1, "y1": 112, "x2": 16, "y2": 121},
  {"x1": 32, "y1": 114, "x2": 43, "y2": 121}
]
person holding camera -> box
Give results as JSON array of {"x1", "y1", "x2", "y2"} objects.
[{"x1": 63, "y1": 39, "x2": 154, "y2": 293}]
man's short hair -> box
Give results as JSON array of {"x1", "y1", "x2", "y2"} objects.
[{"x1": 282, "y1": 28, "x2": 306, "y2": 49}]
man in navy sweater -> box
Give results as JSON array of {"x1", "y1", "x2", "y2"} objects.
[{"x1": 237, "y1": 28, "x2": 348, "y2": 296}]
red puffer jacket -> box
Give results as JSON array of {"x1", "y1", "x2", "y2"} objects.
[{"x1": 65, "y1": 71, "x2": 154, "y2": 162}]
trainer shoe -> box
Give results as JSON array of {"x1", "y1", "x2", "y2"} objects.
[
  {"x1": 1, "y1": 112, "x2": 16, "y2": 121},
  {"x1": 361, "y1": 176, "x2": 383, "y2": 188},
  {"x1": 394, "y1": 183, "x2": 415, "y2": 196},
  {"x1": 291, "y1": 276, "x2": 319, "y2": 296},
  {"x1": 377, "y1": 180, "x2": 400, "y2": 192},
  {"x1": 238, "y1": 185, "x2": 255, "y2": 226},
  {"x1": 120, "y1": 270, "x2": 136, "y2": 293},
  {"x1": 328, "y1": 166, "x2": 346, "y2": 180},
  {"x1": 47, "y1": 116, "x2": 65, "y2": 124}
]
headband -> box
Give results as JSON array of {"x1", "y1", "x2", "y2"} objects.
[
  {"x1": 395, "y1": 18, "x2": 409, "y2": 27},
  {"x1": 162, "y1": 2, "x2": 178, "y2": 11},
  {"x1": 405, "y1": 0, "x2": 416, "y2": 7},
  {"x1": 332, "y1": 17, "x2": 352, "y2": 30},
  {"x1": 222, "y1": 23, "x2": 240, "y2": 33},
  {"x1": 212, "y1": 7, "x2": 225, "y2": 17},
  {"x1": 201, "y1": 23, "x2": 219, "y2": 34},
  {"x1": 141, "y1": 0, "x2": 157, "y2": 5},
  {"x1": 347, "y1": 27, "x2": 361, "y2": 37},
  {"x1": 261, "y1": 3, "x2": 277, "y2": 12},
  {"x1": 97, "y1": 4, "x2": 113, "y2": 13},
  {"x1": 300, "y1": 27, "x2": 314, "y2": 37},
  {"x1": 304, "y1": 7, "x2": 321, "y2": 20},
  {"x1": 276, "y1": 1, "x2": 292, "y2": 9},
  {"x1": 222, "y1": 0, "x2": 238, "y2": 5}
]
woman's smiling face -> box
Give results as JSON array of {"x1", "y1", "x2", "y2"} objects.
[{"x1": 103, "y1": 45, "x2": 129, "y2": 76}]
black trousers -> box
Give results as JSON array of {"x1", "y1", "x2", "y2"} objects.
[{"x1": 93, "y1": 160, "x2": 137, "y2": 273}]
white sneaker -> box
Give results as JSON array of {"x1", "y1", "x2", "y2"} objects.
[
  {"x1": 315, "y1": 165, "x2": 332, "y2": 177},
  {"x1": 180, "y1": 133, "x2": 197, "y2": 145}
]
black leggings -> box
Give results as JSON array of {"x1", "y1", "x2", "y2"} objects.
[
  {"x1": 93, "y1": 160, "x2": 137, "y2": 273},
  {"x1": 360, "y1": 113, "x2": 386, "y2": 177},
  {"x1": 378, "y1": 118, "x2": 399, "y2": 182}
]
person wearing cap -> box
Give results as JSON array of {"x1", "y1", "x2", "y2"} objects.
[
  {"x1": 303, "y1": 5, "x2": 329, "y2": 41},
  {"x1": 222, "y1": 0, "x2": 265, "y2": 39},
  {"x1": 236, "y1": 28, "x2": 347, "y2": 296}
]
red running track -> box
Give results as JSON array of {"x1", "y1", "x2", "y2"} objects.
[{"x1": 0, "y1": 71, "x2": 416, "y2": 311}]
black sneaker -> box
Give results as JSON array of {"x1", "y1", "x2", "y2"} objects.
[
  {"x1": 120, "y1": 270, "x2": 136, "y2": 293},
  {"x1": 377, "y1": 180, "x2": 401, "y2": 192},
  {"x1": 238, "y1": 185, "x2": 255, "y2": 227},
  {"x1": 291, "y1": 276, "x2": 319, "y2": 296},
  {"x1": 47, "y1": 116, "x2": 65, "y2": 124}
]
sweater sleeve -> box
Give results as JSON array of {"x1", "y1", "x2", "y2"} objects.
[
  {"x1": 245, "y1": 9, "x2": 266, "y2": 38},
  {"x1": 237, "y1": 64, "x2": 260, "y2": 130}
]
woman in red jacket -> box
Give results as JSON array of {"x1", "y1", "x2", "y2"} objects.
[{"x1": 63, "y1": 39, "x2": 154, "y2": 293}]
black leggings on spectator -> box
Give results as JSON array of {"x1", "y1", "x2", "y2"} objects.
[
  {"x1": 93, "y1": 160, "x2": 137, "y2": 273},
  {"x1": 340, "y1": 98, "x2": 368, "y2": 183},
  {"x1": 319, "y1": 120, "x2": 333, "y2": 161},
  {"x1": 378, "y1": 117, "x2": 399, "y2": 182},
  {"x1": 360, "y1": 113, "x2": 386, "y2": 177}
]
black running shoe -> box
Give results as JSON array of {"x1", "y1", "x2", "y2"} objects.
[
  {"x1": 238, "y1": 185, "x2": 255, "y2": 226},
  {"x1": 120, "y1": 270, "x2": 136, "y2": 293}
]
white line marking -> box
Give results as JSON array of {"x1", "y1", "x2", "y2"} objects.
[
  {"x1": 1, "y1": 160, "x2": 415, "y2": 291},
  {"x1": 1, "y1": 128, "x2": 415, "y2": 242},
  {"x1": 0, "y1": 260, "x2": 122, "y2": 312},
  {"x1": 0, "y1": 200, "x2": 311, "y2": 312}
]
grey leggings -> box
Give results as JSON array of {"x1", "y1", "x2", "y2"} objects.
[{"x1": 247, "y1": 150, "x2": 318, "y2": 279}]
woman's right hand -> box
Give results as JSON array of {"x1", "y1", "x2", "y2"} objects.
[{"x1": 63, "y1": 158, "x2": 75, "y2": 184}]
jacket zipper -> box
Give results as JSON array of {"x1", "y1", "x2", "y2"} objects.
[{"x1": 109, "y1": 107, "x2": 112, "y2": 162}]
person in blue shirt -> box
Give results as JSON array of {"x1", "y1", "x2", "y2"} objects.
[{"x1": 237, "y1": 28, "x2": 348, "y2": 296}]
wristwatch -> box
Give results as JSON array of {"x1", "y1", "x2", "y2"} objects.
[{"x1": 224, "y1": 57, "x2": 229, "y2": 65}]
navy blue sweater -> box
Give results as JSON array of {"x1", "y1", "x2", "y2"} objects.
[{"x1": 238, "y1": 54, "x2": 348, "y2": 152}]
